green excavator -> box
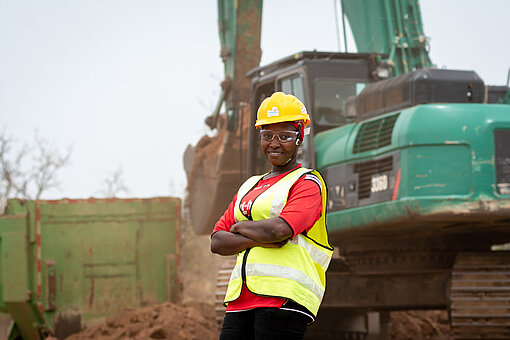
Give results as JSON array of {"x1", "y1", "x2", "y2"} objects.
[{"x1": 185, "y1": 0, "x2": 510, "y2": 339}]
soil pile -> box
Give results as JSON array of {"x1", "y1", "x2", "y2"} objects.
[
  {"x1": 65, "y1": 302, "x2": 218, "y2": 340},
  {"x1": 391, "y1": 310, "x2": 453, "y2": 340},
  {"x1": 64, "y1": 307, "x2": 452, "y2": 340}
]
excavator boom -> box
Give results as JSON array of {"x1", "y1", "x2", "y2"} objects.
[
  {"x1": 186, "y1": 0, "x2": 262, "y2": 234},
  {"x1": 342, "y1": 0, "x2": 432, "y2": 75}
]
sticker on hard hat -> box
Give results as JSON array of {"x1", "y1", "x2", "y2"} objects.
[
  {"x1": 267, "y1": 107, "x2": 279, "y2": 117},
  {"x1": 300, "y1": 106, "x2": 307, "y2": 114}
]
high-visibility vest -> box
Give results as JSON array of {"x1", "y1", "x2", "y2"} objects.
[{"x1": 224, "y1": 167, "x2": 333, "y2": 316}]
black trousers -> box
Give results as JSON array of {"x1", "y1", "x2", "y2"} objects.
[{"x1": 219, "y1": 308, "x2": 309, "y2": 340}]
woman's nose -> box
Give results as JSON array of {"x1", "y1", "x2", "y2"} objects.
[{"x1": 269, "y1": 136, "x2": 281, "y2": 147}]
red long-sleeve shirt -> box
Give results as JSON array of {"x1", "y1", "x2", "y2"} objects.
[{"x1": 211, "y1": 165, "x2": 323, "y2": 312}]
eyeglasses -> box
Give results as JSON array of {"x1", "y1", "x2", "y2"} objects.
[{"x1": 260, "y1": 130, "x2": 299, "y2": 143}]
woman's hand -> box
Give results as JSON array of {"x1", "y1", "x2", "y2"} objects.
[{"x1": 255, "y1": 239, "x2": 288, "y2": 248}]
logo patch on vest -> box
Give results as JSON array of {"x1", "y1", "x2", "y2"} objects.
[{"x1": 267, "y1": 107, "x2": 279, "y2": 117}]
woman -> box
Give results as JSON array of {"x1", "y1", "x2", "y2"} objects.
[{"x1": 210, "y1": 92, "x2": 333, "y2": 340}]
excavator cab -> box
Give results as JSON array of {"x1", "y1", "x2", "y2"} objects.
[
  {"x1": 246, "y1": 51, "x2": 379, "y2": 176},
  {"x1": 186, "y1": 51, "x2": 382, "y2": 235}
]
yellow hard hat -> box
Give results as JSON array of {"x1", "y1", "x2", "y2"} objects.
[{"x1": 255, "y1": 92, "x2": 311, "y2": 128}]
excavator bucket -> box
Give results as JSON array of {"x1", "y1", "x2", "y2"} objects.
[
  {"x1": 185, "y1": 0, "x2": 262, "y2": 234},
  {"x1": 185, "y1": 108, "x2": 251, "y2": 235}
]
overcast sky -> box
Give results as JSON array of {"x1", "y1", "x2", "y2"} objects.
[{"x1": 1, "y1": 0, "x2": 509, "y2": 200}]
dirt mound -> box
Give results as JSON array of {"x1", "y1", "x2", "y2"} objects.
[
  {"x1": 65, "y1": 302, "x2": 218, "y2": 340},
  {"x1": 391, "y1": 310, "x2": 453, "y2": 340}
]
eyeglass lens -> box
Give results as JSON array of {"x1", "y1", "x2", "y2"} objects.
[{"x1": 260, "y1": 130, "x2": 298, "y2": 142}]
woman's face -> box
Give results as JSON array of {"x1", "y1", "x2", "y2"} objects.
[{"x1": 260, "y1": 122, "x2": 300, "y2": 167}]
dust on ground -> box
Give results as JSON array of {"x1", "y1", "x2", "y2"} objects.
[{"x1": 179, "y1": 209, "x2": 225, "y2": 304}]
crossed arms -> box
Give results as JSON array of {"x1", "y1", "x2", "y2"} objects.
[{"x1": 210, "y1": 217, "x2": 293, "y2": 256}]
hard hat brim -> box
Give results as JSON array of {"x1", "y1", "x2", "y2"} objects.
[{"x1": 255, "y1": 116, "x2": 311, "y2": 128}]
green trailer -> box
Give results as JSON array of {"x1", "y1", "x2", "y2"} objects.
[{"x1": 0, "y1": 197, "x2": 181, "y2": 340}]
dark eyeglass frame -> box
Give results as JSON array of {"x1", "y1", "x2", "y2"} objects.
[{"x1": 260, "y1": 130, "x2": 300, "y2": 143}]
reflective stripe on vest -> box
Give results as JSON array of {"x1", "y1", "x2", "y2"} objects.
[
  {"x1": 225, "y1": 167, "x2": 333, "y2": 316},
  {"x1": 230, "y1": 263, "x2": 325, "y2": 301},
  {"x1": 288, "y1": 234, "x2": 331, "y2": 270}
]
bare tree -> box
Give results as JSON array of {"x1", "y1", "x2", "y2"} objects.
[
  {"x1": 0, "y1": 133, "x2": 27, "y2": 200},
  {"x1": 30, "y1": 132, "x2": 71, "y2": 199},
  {"x1": 98, "y1": 166, "x2": 129, "y2": 198},
  {"x1": 0, "y1": 130, "x2": 71, "y2": 211}
]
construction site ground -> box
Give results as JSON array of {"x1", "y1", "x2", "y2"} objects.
[
  {"x1": 61, "y1": 214, "x2": 453, "y2": 340},
  {"x1": 61, "y1": 305, "x2": 452, "y2": 340}
]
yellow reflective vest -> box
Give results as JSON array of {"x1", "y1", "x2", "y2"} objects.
[{"x1": 224, "y1": 167, "x2": 333, "y2": 316}]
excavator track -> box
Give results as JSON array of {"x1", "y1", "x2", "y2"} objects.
[
  {"x1": 214, "y1": 258, "x2": 237, "y2": 330},
  {"x1": 450, "y1": 252, "x2": 510, "y2": 339}
]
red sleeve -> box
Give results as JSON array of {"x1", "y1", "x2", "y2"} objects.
[
  {"x1": 279, "y1": 175, "x2": 322, "y2": 236},
  {"x1": 211, "y1": 193, "x2": 237, "y2": 237}
]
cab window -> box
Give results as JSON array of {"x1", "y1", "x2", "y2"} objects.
[
  {"x1": 281, "y1": 76, "x2": 305, "y2": 102},
  {"x1": 314, "y1": 79, "x2": 366, "y2": 132}
]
